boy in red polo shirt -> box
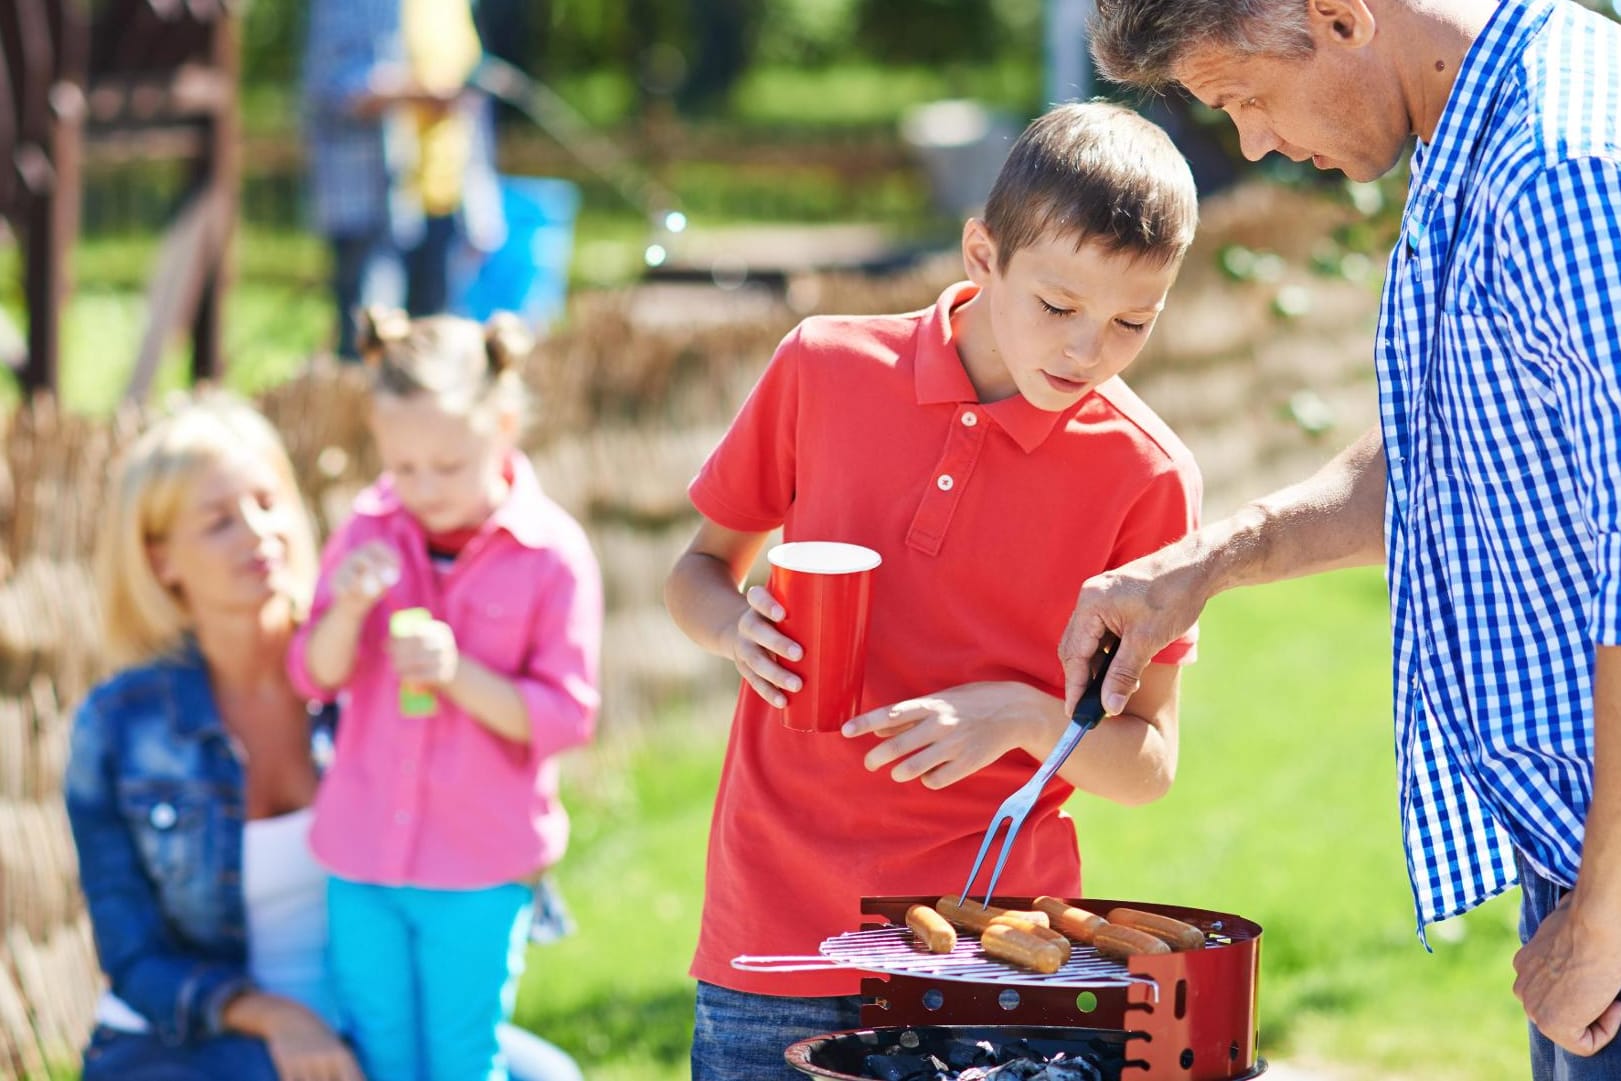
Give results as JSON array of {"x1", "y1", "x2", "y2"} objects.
[{"x1": 665, "y1": 101, "x2": 1202, "y2": 1081}]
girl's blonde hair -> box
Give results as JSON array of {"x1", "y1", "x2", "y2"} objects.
[
  {"x1": 95, "y1": 393, "x2": 319, "y2": 666},
  {"x1": 355, "y1": 306, "x2": 534, "y2": 425}
]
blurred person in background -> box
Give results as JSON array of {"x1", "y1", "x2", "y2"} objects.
[
  {"x1": 301, "y1": 0, "x2": 504, "y2": 361},
  {"x1": 64, "y1": 394, "x2": 584, "y2": 1081},
  {"x1": 1063, "y1": 1, "x2": 1621, "y2": 1076}
]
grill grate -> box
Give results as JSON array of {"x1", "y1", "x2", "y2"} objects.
[{"x1": 817, "y1": 925, "x2": 1156, "y2": 990}]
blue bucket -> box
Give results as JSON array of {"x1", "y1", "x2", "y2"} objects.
[{"x1": 455, "y1": 175, "x2": 580, "y2": 330}]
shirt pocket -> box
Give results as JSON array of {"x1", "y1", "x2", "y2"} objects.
[{"x1": 451, "y1": 589, "x2": 532, "y2": 675}]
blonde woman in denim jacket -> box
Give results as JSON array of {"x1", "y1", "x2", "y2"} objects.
[{"x1": 63, "y1": 396, "x2": 360, "y2": 1081}]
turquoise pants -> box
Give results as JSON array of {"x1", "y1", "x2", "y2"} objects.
[{"x1": 328, "y1": 877, "x2": 533, "y2": 1081}]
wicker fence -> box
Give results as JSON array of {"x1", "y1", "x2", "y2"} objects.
[{"x1": 0, "y1": 182, "x2": 1383, "y2": 1078}]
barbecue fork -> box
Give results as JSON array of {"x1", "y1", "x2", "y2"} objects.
[{"x1": 957, "y1": 650, "x2": 1115, "y2": 908}]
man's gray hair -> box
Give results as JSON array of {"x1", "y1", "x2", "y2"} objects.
[{"x1": 1091, "y1": 0, "x2": 1315, "y2": 91}]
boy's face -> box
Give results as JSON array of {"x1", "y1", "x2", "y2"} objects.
[{"x1": 960, "y1": 220, "x2": 1179, "y2": 411}]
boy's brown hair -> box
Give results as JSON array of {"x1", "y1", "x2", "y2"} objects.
[{"x1": 983, "y1": 100, "x2": 1199, "y2": 270}]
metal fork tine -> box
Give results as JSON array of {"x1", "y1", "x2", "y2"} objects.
[
  {"x1": 956, "y1": 780, "x2": 1041, "y2": 907},
  {"x1": 977, "y1": 812, "x2": 1030, "y2": 906},
  {"x1": 957, "y1": 808, "x2": 1014, "y2": 906}
]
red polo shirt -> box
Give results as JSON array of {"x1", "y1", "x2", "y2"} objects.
[{"x1": 688, "y1": 282, "x2": 1200, "y2": 996}]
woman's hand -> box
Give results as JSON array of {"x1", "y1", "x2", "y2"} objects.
[
  {"x1": 329, "y1": 542, "x2": 400, "y2": 617},
  {"x1": 842, "y1": 682, "x2": 1045, "y2": 789},
  {"x1": 388, "y1": 615, "x2": 459, "y2": 688},
  {"x1": 223, "y1": 993, "x2": 364, "y2": 1081},
  {"x1": 725, "y1": 585, "x2": 804, "y2": 709}
]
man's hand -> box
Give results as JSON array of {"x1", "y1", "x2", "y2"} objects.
[
  {"x1": 841, "y1": 682, "x2": 1045, "y2": 789},
  {"x1": 1059, "y1": 544, "x2": 1210, "y2": 717},
  {"x1": 1514, "y1": 891, "x2": 1621, "y2": 1056}
]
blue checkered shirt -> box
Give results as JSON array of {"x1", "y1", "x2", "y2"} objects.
[
  {"x1": 1378, "y1": 0, "x2": 1621, "y2": 938},
  {"x1": 300, "y1": 0, "x2": 403, "y2": 236}
]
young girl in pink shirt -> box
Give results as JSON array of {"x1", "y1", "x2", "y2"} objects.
[{"x1": 288, "y1": 307, "x2": 602, "y2": 1081}]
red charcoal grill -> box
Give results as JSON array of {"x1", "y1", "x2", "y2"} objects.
[{"x1": 755, "y1": 895, "x2": 1263, "y2": 1080}]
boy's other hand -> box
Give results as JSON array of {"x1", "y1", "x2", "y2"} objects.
[
  {"x1": 330, "y1": 542, "x2": 401, "y2": 616},
  {"x1": 843, "y1": 682, "x2": 1042, "y2": 789},
  {"x1": 729, "y1": 585, "x2": 804, "y2": 709}
]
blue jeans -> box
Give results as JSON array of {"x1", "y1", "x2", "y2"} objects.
[
  {"x1": 81, "y1": 1024, "x2": 280, "y2": 1081},
  {"x1": 328, "y1": 214, "x2": 456, "y2": 360},
  {"x1": 1519, "y1": 854, "x2": 1621, "y2": 1079},
  {"x1": 691, "y1": 982, "x2": 862, "y2": 1081},
  {"x1": 329, "y1": 877, "x2": 533, "y2": 1081}
]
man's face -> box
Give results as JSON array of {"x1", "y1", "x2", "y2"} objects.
[{"x1": 1173, "y1": 36, "x2": 1411, "y2": 182}]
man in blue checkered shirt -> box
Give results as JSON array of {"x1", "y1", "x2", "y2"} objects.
[{"x1": 1060, "y1": 1, "x2": 1621, "y2": 1074}]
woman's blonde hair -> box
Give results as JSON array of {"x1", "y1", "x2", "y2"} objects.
[
  {"x1": 355, "y1": 306, "x2": 534, "y2": 427},
  {"x1": 95, "y1": 393, "x2": 319, "y2": 666}
]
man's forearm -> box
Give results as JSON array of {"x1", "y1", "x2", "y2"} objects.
[
  {"x1": 1573, "y1": 646, "x2": 1621, "y2": 915},
  {"x1": 1206, "y1": 426, "x2": 1387, "y2": 594}
]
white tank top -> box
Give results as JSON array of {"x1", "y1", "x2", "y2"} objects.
[{"x1": 95, "y1": 807, "x2": 344, "y2": 1033}]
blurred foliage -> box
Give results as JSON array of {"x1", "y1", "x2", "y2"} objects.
[{"x1": 239, "y1": 0, "x2": 1047, "y2": 121}]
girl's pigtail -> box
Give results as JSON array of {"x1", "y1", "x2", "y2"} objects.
[
  {"x1": 483, "y1": 312, "x2": 534, "y2": 376},
  {"x1": 356, "y1": 305, "x2": 412, "y2": 371}
]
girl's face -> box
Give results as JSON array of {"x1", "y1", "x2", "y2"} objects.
[
  {"x1": 151, "y1": 450, "x2": 300, "y2": 616},
  {"x1": 368, "y1": 392, "x2": 511, "y2": 534}
]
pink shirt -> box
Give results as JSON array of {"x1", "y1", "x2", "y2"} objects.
[{"x1": 288, "y1": 453, "x2": 602, "y2": 889}]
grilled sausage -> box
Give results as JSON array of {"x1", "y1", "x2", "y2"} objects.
[
  {"x1": 1032, "y1": 896, "x2": 1108, "y2": 945},
  {"x1": 905, "y1": 904, "x2": 958, "y2": 954},
  {"x1": 1106, "y1": 907, "x2": 1205, "y2": 951},
  {"x1": 934, "y1": 896, "x2": 1050, "y2": 933},
  {"x1": 988, "y1": 914, "x2": 1072, "y2": 963},
  {"x1": 1092, "y1": 923, "x2": 1173, "y2": 961},
  {"x1": 981, "y1": 923, "x2": 1066, "y2": 974}
]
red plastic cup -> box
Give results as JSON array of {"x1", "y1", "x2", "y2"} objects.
[{"x1": 765, "y1": 541, "x2": 882, "y2": 733}]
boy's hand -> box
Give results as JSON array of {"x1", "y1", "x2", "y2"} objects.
[
  {"x1": 329, "y1": 542, "x2": 401, "y2": 616},
  {"x1": 842, "y1": 682, "x2": 1043, "y2": 789},
  {"x1": 388, "y1": 617, "x2": 459, "y2": 688},
  {"x1": 729, "y1": 585, "x2": 804, "y2": 709}
]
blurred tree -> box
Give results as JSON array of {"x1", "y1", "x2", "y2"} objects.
[
  {"x1": 675, "y1": 0, "x2": 758, "y2": 115},
  {"x1": 477, "y1": 0, "x2": 540, "y2": 127},
  {"x1": 241, "y1": 0, "x2": 304, "y2": 87},
  {"x1": 852, "y1": 0, "x2": 1003, "y2": 64}
]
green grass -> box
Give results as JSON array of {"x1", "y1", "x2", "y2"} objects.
[
  {"x1": 0, "y1": 228, "x2": 331, "y2": 413},
  {"x1": 522, "y1": 568, "x2": 1528, "y2": 1080}
]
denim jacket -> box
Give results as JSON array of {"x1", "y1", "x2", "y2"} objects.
[{"x1": 63, "y1": 639, "x2": 333, "y2": 1046}]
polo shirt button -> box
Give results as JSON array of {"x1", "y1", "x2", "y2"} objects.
[
  {"x1": 937, "y1": 474, "x2": 954, "y2": 491},
  {"x1": 961, "y1": 412, "x2": 978, "y2": 427},
  {"x1": 149, "y1": 802, "x2": 177, "y2": 830},
  {"x1": 394, "y1": 810, "x2": 410, "y2": 825}
]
